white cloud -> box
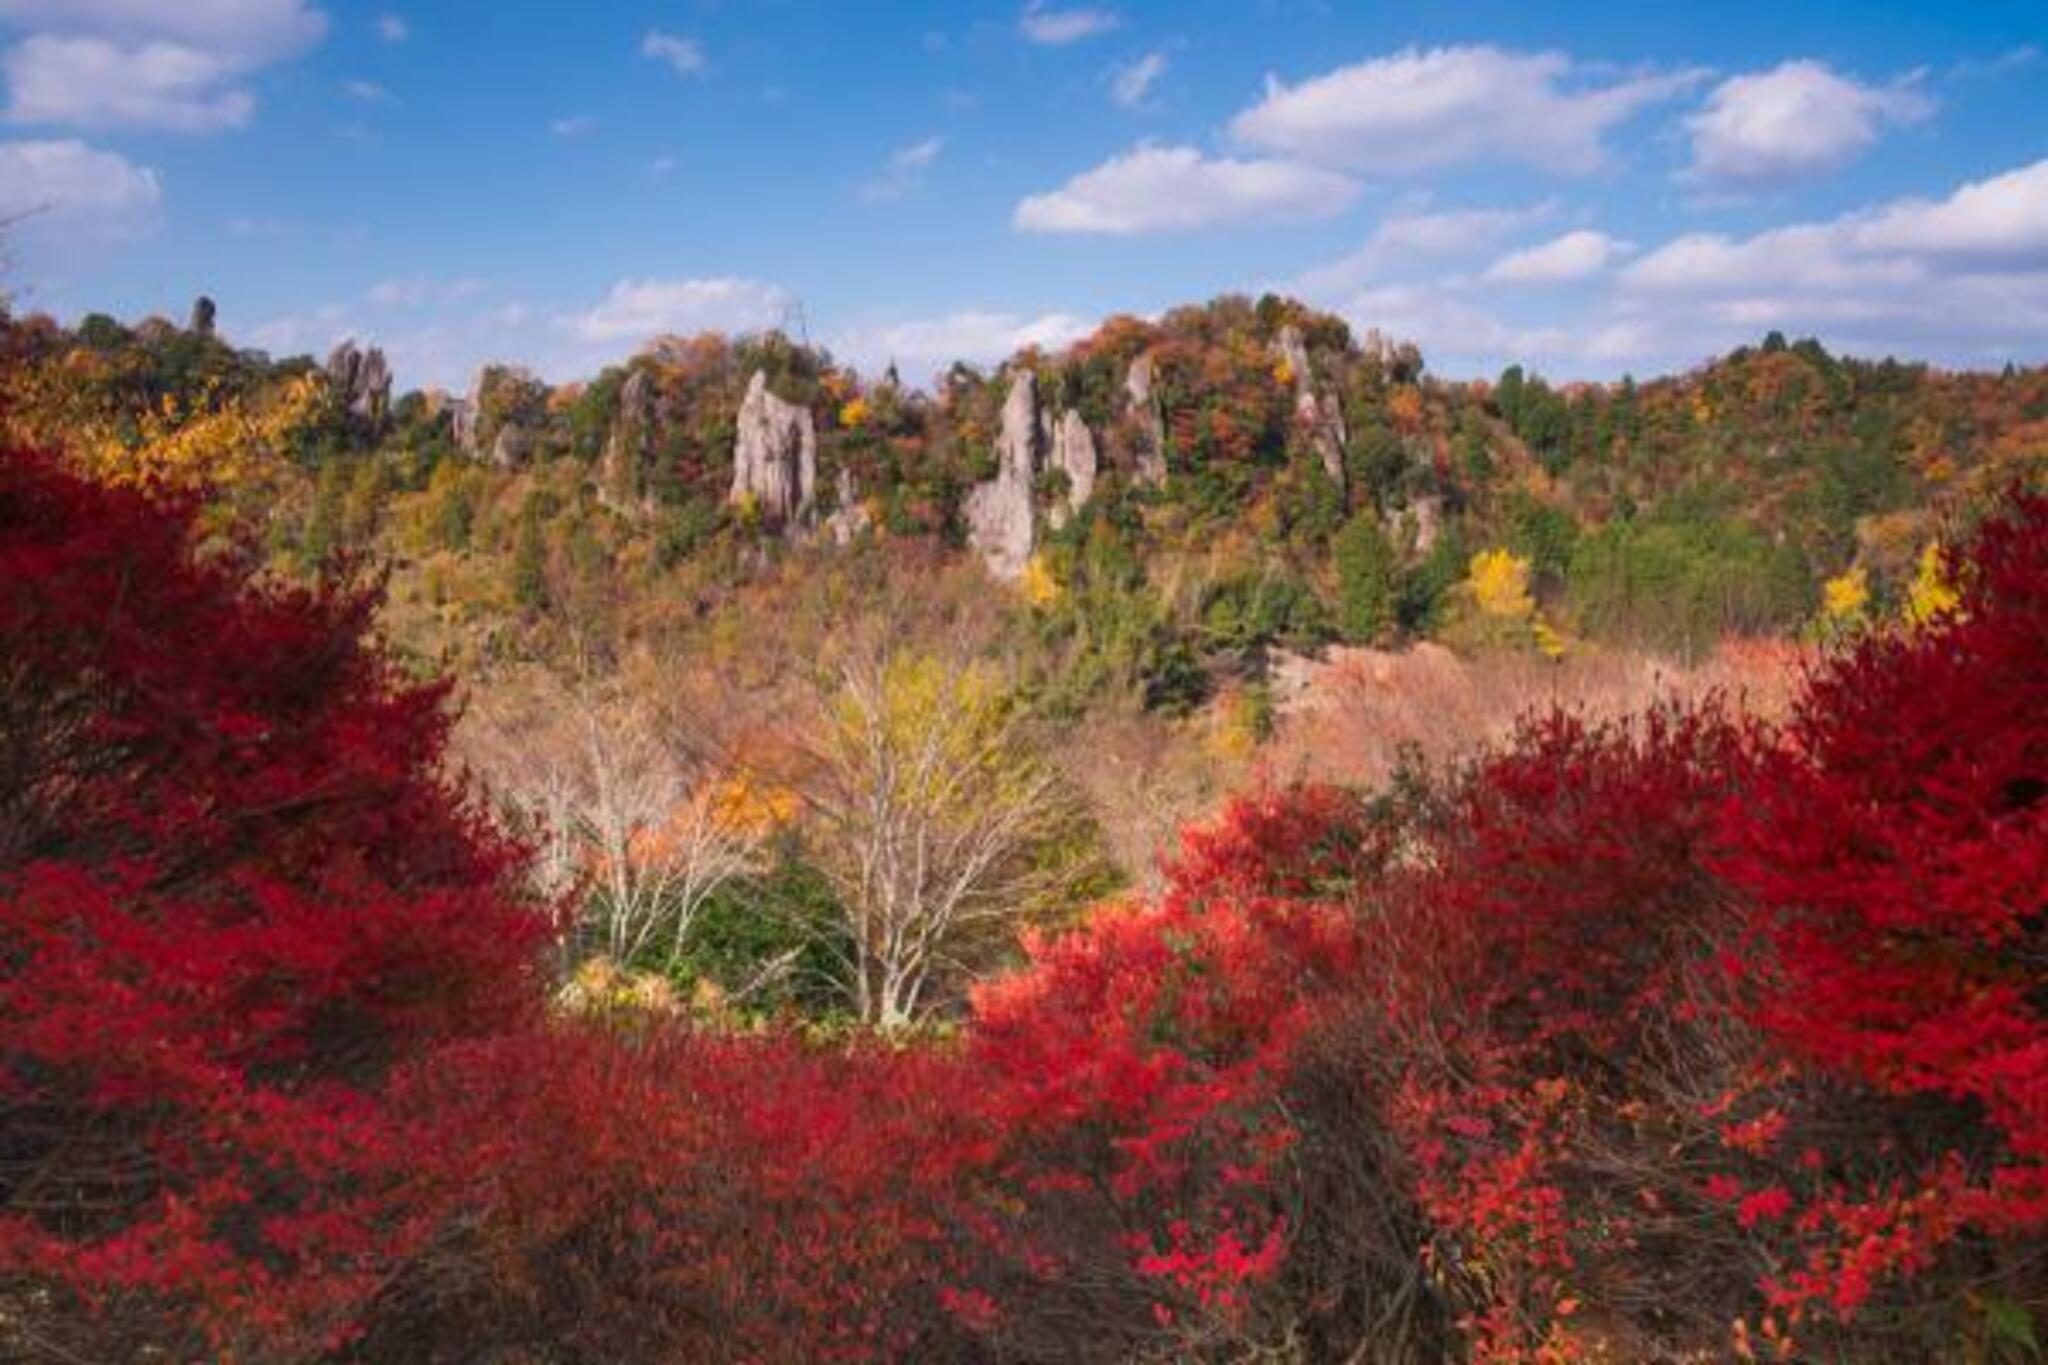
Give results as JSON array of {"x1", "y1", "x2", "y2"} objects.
[
  {"x1": 0, "y1": 137, "x2": 159, "y2": 237},
  {"x1": 1020, "y1": 4, "x2": 1119, "y2": 46},
  {"x1": 834, "y1": 309, "x2": 1095, "y2": 381},
  {"x1": 1484, "y1": 229, "x2": 1632, "y2": 283},
  {"x1": 1292, "y1": 203, "x2": 1553, "y2": 296},
  {"x1": 1685, "y1": 60, "x2": 1932, "y2": 184},
  {"x1": 563, "y1": 276, "x2": 789, "y2": 344},
  {"x1": 1848, "y1": 157, "x2": 2048, "y2": 269},
  {"x1": 860, "y1": 135, "x2": 944, "y2": 203},
  {"x1": 550, "y1": 114, "x2": 597, "y2": 137},
  {"x1": 0, "y1": 0, "x2": 324, "y2": 131},
  {"x1": 1112, "y1": 51, "x2": 1166, "y2": 108},
  {"x1": 1604, "y1": 157, "x2": 2048, "y2": 366},
  {"x1": 343, "y1": 79, "x2": 392, "y2": 104},
  {"x1": 642, "y1": 29, "x2": 705, "y2": 76},
  {"x1": 376, "y1": 14, "x2": 408, "y2": 44},
  {"x1": 1015, "y1": 143, "x2": 1358, "y2": 234},
  {"x1": 5, "y1": 36, "x2": 252, "y2": 129},
  {"x1": 0, "y1": 0, "x2": 326, "y2": 64},
  {"x1": 1231, "y1": 45, "x2": 1706, "y2": 175}
]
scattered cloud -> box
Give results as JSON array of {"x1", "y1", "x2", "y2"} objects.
[
  {"x1": 1231, "y1": 45, "x2": 1707, "y2": 175},
  {"x1": 860, "y1": 135, "x2": 944, "y2": 203},
  {"x1": 1020, "y1": 4, "x2": 1119, "y2": 46},
  {"x1": 642, "y1": 29, "x2": 706, "y2": 77},
  {"x1": 834, "y1": 309, "x2": 1096, "y2": 381},
  {"x1": 1111, "y1": 51, "x2": 1167, "y2": 108},
  {"x1": 343, "y1": 79, "x2": 393, "y2": 104},
  {"x1": 376, "y1": 14, "x2": 408, "y2": 44},
  {"x1": 1292, "y1": 203, "x2": 1554, "y2": 296},
  {"x1": 550, "y1": 114, "x2": 597, "y2": 137},
  {"x1": 1015, "y1": 143, "x2": 1359, "y2": 234},
  {"x1": 1684, "y1": 60, "x2": 1932, "y2": 185},
  {"x1": 0, "y1": 138, "x2": 160, "y2": 239},
  {"x1": 563, "y1": 276, "x2": 790, "y2": 344},
  {"x1": 0, "y1": 0, "x2": 325, "y2": 131},
  {"x1": 368, "y1": 276, "x2": 486, "y2": 308},
  {"x1": 1484, "y1": 229, "x2": 1633, "y2": 283}
]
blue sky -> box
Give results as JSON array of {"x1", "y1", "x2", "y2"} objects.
[{"x1": 2, "y1": 0, "x2": 2044, "y2": 390}]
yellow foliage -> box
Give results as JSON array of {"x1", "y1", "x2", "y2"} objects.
[
  {"x1": 1018, "y1": 553, "x2": 1062, "y2": 608},
  {"x1": 1821, "y1": 566, "x2": 1870, "y2": 623},
  {"x1": 1468, "y1": 548, "x2": 1536, "y2": 620},
  {"x1": 556, "y1": 956, "x2": 679, "y2": 1018},
  {"x1": 1271, "y1": 358, "x2": 1296, "y2": 389},
  {"x1": 56, "y1": 373, "x2": 323, "y2": 493},
  {"x1": 705, "y1": 773, "x2": 799, "y2": 835},
  {"x1": 838, "y1": 396, "x2": 870, "y2": 429},
  {"x1": 1902, "y1": 542, "x2": 1961, "y2": 630},
  {"x1": 1532, "y1": 617, "x2": 1568, "y2": 660}
]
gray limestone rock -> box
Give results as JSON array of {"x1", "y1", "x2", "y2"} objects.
[{"x1": 729, "y1": 370, "x2": 817, "y2": 530}]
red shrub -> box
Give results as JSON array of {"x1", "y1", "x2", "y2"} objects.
[
  {"x1": 0, "y1": 443, "x2": 548, "y2": 1357},
  {"x1": 1717, "y1": 490, "x2": 2048, "y2": 1314},
  {"x1": 354, "y1": 1024, "x2": 986, "y2": 1365},
  {"x1": 955, "y1": 786, "x2": 1372, "y2": 1360}
]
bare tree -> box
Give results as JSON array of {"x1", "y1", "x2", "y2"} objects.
[
  {"x1": 469, "y1": 684, "x2": 776, "y2": 972},
  {"x1": 798, "y1": 648, "x2": 1103, "y2": 1028}
]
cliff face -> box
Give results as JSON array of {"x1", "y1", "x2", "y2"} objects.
[{"x1": 729, "y1": 370, "x2": 817, "y2": 530}]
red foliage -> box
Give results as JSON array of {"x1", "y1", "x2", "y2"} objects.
[
  {"x1": 956, "y1": 785, "x2": 1371, "y2": 1359},
  {"x1": 5, "y1": 423, "x2": 2040, "y2": 1362},
  {"x1": 0, "y1": 442, "x2": 548, "y2": 1356},
  {"x1": 1717, "y1": 490, "x2": 2048, "y2": 1311}
]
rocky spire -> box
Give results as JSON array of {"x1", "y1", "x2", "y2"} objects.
[
  {"x1": 729, "y1": 370, "x2": 817, "y2": 530},
  {"x1": 1275, "y1": 323, "x2": 1347, "y2": 490},
  {"x1": 964, "y1": 369, "x2": 1044, "y2": 580},
  {"x1": 324, "y1": 340, "x2": 392, "y2": 433},
  {"x1": 1047, "y1": 408, "x2": 1097, "y2": 529},
  {"x1": 1124, "y1": 352, "x2": 1167, "y2": 485}
]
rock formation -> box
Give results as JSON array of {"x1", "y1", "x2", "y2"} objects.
[
  {"x1": 466, "y1": 365, "x2": 547, "y2": 467},
  {"x1": 824, "y1": 467, "x2": 873, "y2": 546},
  {"x1": 601, "y1": 366, "x2": 659, "y2": 512},
  {"x1": 447, "y1": 397, "x2": 478, "y2": 455},
  {"x1": 729, "y1": 370, "x2": 817, "y2": 530},
  {"x1": 324, "y1": 340, "x2": 392, "y2": 431},
  {"x1": 1124, "y1": 352, "x2": 1167, "y2": 485},
  {"x1": 1047, "y1": 408, "x2": 1097, "y2": 529},
  {"x1": 1274, "y1": 324, "x2": 1347, "y2": 489},
  {"x1": 964, "y1": 369, "x2": 1044, "y2": 580}
]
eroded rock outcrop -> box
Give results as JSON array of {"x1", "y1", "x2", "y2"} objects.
[
  {"x1": 824, "y1": 467, "x2": 873, "y2": 546},
  {"x1": 1275, "y1": 323, "x2": 1347, "y2": 489},
  {"x1": 601, "y1": 366, "x2": 659, "y2": 513},
  {"x1": 964, "y1": 369, "x2": 1044, "y2": 580},
  {"x1": 1047, "y1": 408, "x2": 1097, "y2": 529},
  {"x1": 729, "y1": 370, "x2": 816, "y2": 530},
  {"x1": 1124, "y1": 352, "x2": 1167, "y2": 485},
  {"x1": 325, "y1": 340, "x2": 392, "y2": 431}
]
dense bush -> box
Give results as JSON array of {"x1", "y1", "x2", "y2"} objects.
[{"x1": 0, "y1": 443, "x2": 548, "y2": 1359}]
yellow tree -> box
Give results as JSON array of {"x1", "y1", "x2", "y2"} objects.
[
  {"x1": 1902, "y1": 542, "x2": 1961, "y2": 630},
  {"x1": 800, "y1": 650, "x2": 1102, "y2": 1028},
  {"x1": 1469, "y1": 548, "x2": 1536, "y2": 620}
]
